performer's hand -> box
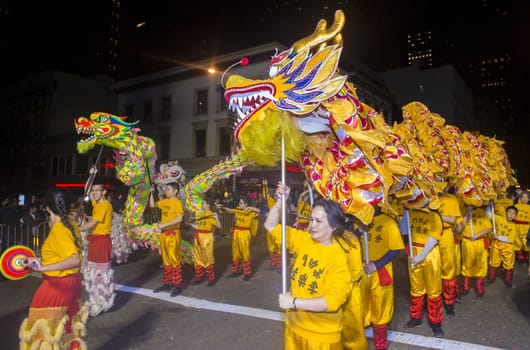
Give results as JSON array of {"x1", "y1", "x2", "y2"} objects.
[
  {"x1": 278, "y1": 292, "x2": 293, "y2": 310},
  {"x1": 275, "y1": 184, "x2": 290, "y2": 199},
  {"x1": 409, "y1": 256, "x2": 421, "y2": 269},
  {"x1": 89, "y1": 165, "x2": 98, "y2": 175},
  {"x1": 363, "y1": 262, "x2": 377, "y2": 275},
  {"x1": 24, "y1": 258, "x2": 42, "y2": 272}
]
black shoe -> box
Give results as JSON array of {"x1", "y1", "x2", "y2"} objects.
[
  {"x1": 403, "y1": 318, "x2": 422, "y2": 329},
  {"x1": 486, "y1": 279, "x2": 495, "y2": 285},
  {"x1": 170, "y1": 287, "x2": 182, "y2": 297},
  {"x1": 461, "y1": 289, "x2": 469, "y2": 296},
  {"x1": 190, "y1": 279, "x2": 204, "y2": 285},
  {"x1": 206, "y1": 279, "x2": 218, "y2": 287},
  {"x1": 153, "y1": 284, "x2": 171, "y2": 293},
  {"x1": 432, "y1": 326, "x2": 444, "y2": 338},
  {"x1": 445, "y1": 304, "x2": 455, "y2": 317},
  {"x1": 227, "y1": 272, "x2": 241, "y2": 278},
  {"x1": 243, "y1": 274, "x2": 253, "y2": 281}
]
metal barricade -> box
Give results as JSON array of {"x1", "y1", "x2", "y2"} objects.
[{"x1": 0, "y1": 222, "x2": 49, "y2": 257}]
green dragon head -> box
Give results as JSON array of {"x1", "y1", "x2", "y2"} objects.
[
  {"x1": 224, "y1": 10, "x2": 348, "y2": 141},
  {"x1": 74, "y1": 112, "x2": 140, "y2": 154}
]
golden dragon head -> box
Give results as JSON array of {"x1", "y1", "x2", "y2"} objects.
[{"x1": 225, "y1": 10, "x2": 348, "y2": 141}]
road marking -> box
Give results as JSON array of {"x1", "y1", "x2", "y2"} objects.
[{"x1": 116, "y1": 284, "x2": 505, "y2": 350}]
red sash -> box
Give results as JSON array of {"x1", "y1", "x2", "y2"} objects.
[{"x1": 376, "y1": 265, "x2": 392, "y2": 286}]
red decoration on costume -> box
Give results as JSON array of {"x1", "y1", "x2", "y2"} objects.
[{"x1": 240, "y1": 57, "x2": 249, "y2": 66}]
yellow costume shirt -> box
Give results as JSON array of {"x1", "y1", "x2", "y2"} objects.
[
  {"x1": 157, "y1": 197, "x2": 184, "y2": 230},
  {"x1": 91, "y1": 199, "x2": 113, "y2": 235},
  {"x1": 271, "y1": 225, "x2": 352, "y2": 344},
  {"x1": 41, "y1": 220, "x2": 81, "y2": 277}
]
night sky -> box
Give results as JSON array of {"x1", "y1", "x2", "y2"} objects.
[{"x1": 2, "y1": 0, "x2": 529, "y2": 183}]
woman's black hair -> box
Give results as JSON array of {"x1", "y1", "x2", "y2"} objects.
[
  {"x1": 45, "y1": 188, "x2": 81, "y2": 250},
  {"x1": 166, "y1": 182, "x2": 180, "y2": 192},
  {"x1": 312, "y1": 198, "x2": 355, "y2": 251}
]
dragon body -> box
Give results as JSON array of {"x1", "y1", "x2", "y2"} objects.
[
  {"x1": 189, "y1": 9, "x2": 514, "y2": 224},
  {"x1": 75, "y1": 112, "x2": 162, "y2": 250}
]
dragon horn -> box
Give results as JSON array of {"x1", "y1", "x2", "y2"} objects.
[{"x1": 292, "y1": 9, "x2": 345, "y2": 53}]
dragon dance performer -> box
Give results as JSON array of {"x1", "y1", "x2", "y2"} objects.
[
  {"x1": 189, "y1": 201, "x2": 221, "y2": 287},
  {"x1": 361, "y1": 208, "x2": 404, "y2": 350},
  {"x1": 294, "y1": 188, "x2": 311, "y2": 230},
  {"x1": 264, "y1": 184, "x2": 352, "y2": 350},
  {"x1": 20, "y1": 189, "x2": 88, "y2": 349},
  {"x1": 150, "y1": 182, "x2": 185, "y2": 297},
  {"x1": 437, "y1": 189, "x2": 463, "y2": 316},
  {"x1": 514, "y1": 191, "x2": 530, "y2": 264},
  {"x1": 487, "y1": 205, "x2": 520, "y2": 287},
  {"x1": 262, "y1": 179, "x2": 282, "y2": 270},
  {"x1": 341, "y1": 229, "x2": 368, "y2": 350},
  {"x1": 79, "y1": 177, "x2": 115, "y2": 317},
  {"x1": 460, "y1": 206, "x2": 492, "y2": 299},
  {"x1": 403, "y1": 208, "x2": 445, "y2": 338},
  {"x1": 217, "y1": 197, "x2": 260, "y2": 281}
]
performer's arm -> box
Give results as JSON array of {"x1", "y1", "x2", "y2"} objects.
[
  {"x1": 279, "y1": 292, "x2": 328, "y2": 312},
  {"x1": 441, "y1": 215, "x2": 456, "y2": 225},
  {"x1": 264, "y1": 184, "x2": 290, "y2": 232},
  {"x1": 24, "y1": 254, "x2": 80, "y2": 273},
  {"x1": 364, "y1": 249, "x2": 401, "y2": 275},
  {"x1": 471, "y1": 227, "x2": 491, "y2": 241},
  {"x1": 411, "y1": 236, "x2": 438, "y2": 265},
  {"x1": 159, "y1": 214, "x2": 184, "y2": 231},
  {"x1": 79, "y1": 217, "x2": 98, "y2": 232}
]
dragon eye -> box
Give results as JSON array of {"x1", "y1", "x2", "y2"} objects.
[{"x1": 98, "y1": 116, "x2": 108, "y2": 122}]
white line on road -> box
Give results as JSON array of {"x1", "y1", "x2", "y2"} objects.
[{"x1": 116, "y1": 284, "x2": 505, "y2": 350}]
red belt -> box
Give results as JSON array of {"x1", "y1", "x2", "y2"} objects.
[
  {"x1": 196, "y1": 229, "x2": 210, "y2": 233},
  {"x1": 443, "y1": 225, "x2": 451, "y2": 230},
  {"x1": 234, "y1": 226, "x2": 250, "y2": 230},
  {"x1": 412, "y1": 242, "x2": 425, "y2": 247},
  {"x1": 513, "y1": 219, "x2": 529, "y2": 225},
  {"x1": 463, "y1": 236, "x2": 490, "y2": 249}
]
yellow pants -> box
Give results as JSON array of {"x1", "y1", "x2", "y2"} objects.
[
  {"x1": 284, "y1": 325, "x2": 342, "y2": 350},
  {"x1": 489, "y1": 240, "x2": 515, "y2": 270},
  {"x1": 439, "y1": 228, "x2": 457, "y2": 280},
  {"x1": 409, "y1": 245, "x2": 442, "y2": 297},
  {"x1": 160, "y1": 230, "x2": 182, "y2": 267},
  {"x1": 342, "y1": 282, "x2": 368, "y2": 350},
  {"x1": 461, "y1": 237, "x2": 488, "y2": 278},
  {"x1": 232, "y1": 228, "x2": 251, "y2": 261}
]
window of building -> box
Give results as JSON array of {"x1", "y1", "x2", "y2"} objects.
[
  {"x1": 75, "y1": 153, "x2": 89, "y2": 175},
  {"x1": 218, "y1": 126, "x2": 233, "y2": 156},
  {"x1": 159, "y1": 134, "x2": 170, "y2": 161},
  {"x1": 161, "y1": 96, "x2": 171, "y2": 121},
  {"x1": 216, "y1": 85, "x2": 227, "y2": 112},
  {"x1": 51, "y1": 155, "x2": 73, "y2": 176},
  {"x1": 144, "y1": 99, "x2": 152, "y2": 122},
  {"x1": 194, "y1": 129, "x2": 207, "y2": 157},
  {"x1": 125, "y1": 103, "x2": 133, "y2": 117},
  {"x1": 195, "y1": 88, "x2": 208, "y2": 115}
]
